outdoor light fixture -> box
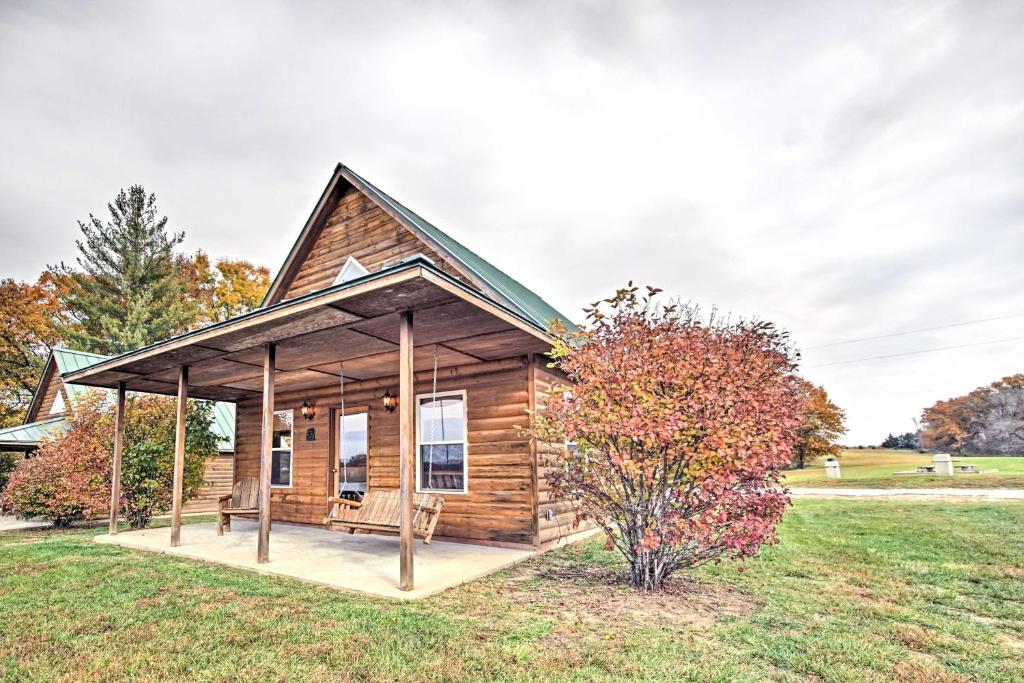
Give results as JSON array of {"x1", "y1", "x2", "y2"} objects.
[
  {"x1": 301, "y1": 400, "x2": 315, "y2": 421},
  {"x1": 382, "y1": 389, "x2": 397, "y2": 413}
]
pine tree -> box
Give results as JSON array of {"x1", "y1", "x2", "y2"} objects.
[{"x1": 55, "y1": 186, "x2": 198, "y2": 354}]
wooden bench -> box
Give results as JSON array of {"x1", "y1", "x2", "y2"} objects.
[
  {"x1": 324, "y1": 489, "x2": 444, "y2": 544},
  {"x1": 218, "y1": 478, "x2": 262, "y2": 535}
]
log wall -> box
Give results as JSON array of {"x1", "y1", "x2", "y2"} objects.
[
  {"x1": 182, "y1": 452, "x2": 235, "y2": 514},
  {"x1": 532, "y1": 357, "x2": 592, "y2": 545},
  {"x1": 233, "y1": 358, "x2": 536, "y2": 545}
]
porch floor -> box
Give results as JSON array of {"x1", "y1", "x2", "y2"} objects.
[{"x1": 94, "y1": 519, "x2": 533, "y2": 600}]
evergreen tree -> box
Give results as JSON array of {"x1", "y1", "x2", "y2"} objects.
[{"x1": 55, "y1": 186, "x2": 198, "y2": 354}]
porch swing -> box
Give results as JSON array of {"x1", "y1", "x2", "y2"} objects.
[{"x1": 324, "y1": 351, "x2": 445, "y2": 544}]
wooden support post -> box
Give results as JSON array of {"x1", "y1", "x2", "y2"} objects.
[
  {"x1": 108, "y1": 382, "x2": 127, "y2": 535},
  {"x1": 257, "y1": 342, "x2": 275, "y2": 564},
  {"x1": 170, "y1": 367, "x2": 188, "y2": 547},
  {"x1": 398, "y1": 311, "x2": 415, "y2": 591}
]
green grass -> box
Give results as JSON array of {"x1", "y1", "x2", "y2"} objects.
[
  {"x1": 785, "y1": 449, "x2": 1024, "y2": 489},
  {"x1": 2, "y1": 500, "x2": 1024, "y2": 681}
]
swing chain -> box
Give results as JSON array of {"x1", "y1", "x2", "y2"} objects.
[
  {"x1": 338, "y1": 361, "x2": 353, "y2": 499},
  {"x1": 426, "y1": 343, "x2": 439, "y2": 488}
]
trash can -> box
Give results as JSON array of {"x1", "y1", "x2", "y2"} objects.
[
  {"x1": 825, "y1": 457, "x2": 841, "y2": 479},
  {"x1": 933, "y1": 452, "x2": 953, "y2": 476}
]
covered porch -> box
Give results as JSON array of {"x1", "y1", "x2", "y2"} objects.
[
  {"x1": 64, "y1": 257, "x2": 553, "y2": 592},
  {"x1": 95, "y1": 519, "x2": 532, "y2": 600}
]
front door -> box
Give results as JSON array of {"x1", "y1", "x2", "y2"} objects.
[{"x1": 334, "y1": 409, "x2": 368, "y2": 501}]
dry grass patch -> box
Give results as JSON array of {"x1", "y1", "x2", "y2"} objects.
[
  {"x1": 513, "y1": 562, "x2": 755, "y2": 630},
  {"x1": 893, "y1": 653, "x2": 971, "y2": 683}
]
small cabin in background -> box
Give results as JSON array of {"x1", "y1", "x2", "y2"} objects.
[{"x1": 0, "y1": 348, "x2": 236, "y2": 513}]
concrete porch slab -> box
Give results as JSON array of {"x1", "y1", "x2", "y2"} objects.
[{"x1": 94, "y1": 519, "x2": 533, "y2": 600}]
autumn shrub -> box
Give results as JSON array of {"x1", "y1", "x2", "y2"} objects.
[
  {"x1": 0, "y1": 450, "x2": 21, "y2": 492},
  {"x1": 0, "y1": 392, "x2": 219, "y2": 529},
  {"x1": 0, "y1": 396, "x2": 110, "y2": 527},
  {"x1": 105, "y1": 394, "x2": 220, "y2": 529},
  {"x1": 535, "y1": 285, "x2": 803, "y2": 591}
]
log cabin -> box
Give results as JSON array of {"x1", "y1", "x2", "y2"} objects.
[
  {"x1": 0, "y1": 348, "x2": 236, "y2": 513},
  {"x1": 63, "y1": 163, "x2": 580, "y2": 590}
]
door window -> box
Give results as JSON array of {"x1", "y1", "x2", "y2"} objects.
[{"x1": 338, "y1": 412, "x2": 368, "y2": 496}]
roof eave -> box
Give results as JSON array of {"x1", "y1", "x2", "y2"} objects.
[
  {"x1": 0, "y1": 441, "x2": 38, "y2": 451},
  {"x1": 64, "y1": 259, "x2": 551, "y2": 387}
]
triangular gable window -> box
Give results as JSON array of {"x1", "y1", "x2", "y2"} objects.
[
  {"x1": 333, "y1": 256, "x2": 370, "y2": 285},
  {"x1": 50, "y1": 391, "x2": 65, "y2": 415}
]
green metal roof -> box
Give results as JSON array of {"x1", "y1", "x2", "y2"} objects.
[
  {"x1": 211, "y1": 402, "x2": 236, "y2": 451},
  {"x1": 53, "y1": 348, "x2": 117, "y2": 407},
  {"x1": 37, "y1": 348, "x2": 236, "y2": 452},
  {"x1": 342, "y1": 165, "x2": 577, "y2": 332},
  {"x1": 52, "y1": 348, "x2": 110, "y2": 374},
  {"x1": 0, "y1": 417, "x2": 68, "y2": 448}
]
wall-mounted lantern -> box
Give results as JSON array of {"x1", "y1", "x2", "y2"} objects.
[
  {"x1": 382, "y1": 389, "x2": 397, "y2": 413},
  {"x1": 301, "y1": 399, "x2": 315, "y2": 421}
]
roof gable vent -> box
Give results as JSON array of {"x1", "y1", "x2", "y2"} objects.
[
  {"x1": 333, "y1": 256, "x2": 370, "y2": 285},
  {"x1": 49, "y1": 391, "x2": 66, "y2": 415}
]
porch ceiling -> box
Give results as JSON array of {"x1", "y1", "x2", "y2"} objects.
[{"x1": 62, "y1": 260, "x2": 554, "y2": 401}]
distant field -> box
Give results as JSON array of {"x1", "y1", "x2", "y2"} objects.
[{"x1": 785, "y1": 449, "x2": 1024, "y2": 489}]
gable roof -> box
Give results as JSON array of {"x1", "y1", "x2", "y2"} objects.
[
  {"x1": 19, "y1": 348, "x2": 236, "y2": 452},
  {"x1": 262, "y1": 163, "x2": 576, "y2": 331}
]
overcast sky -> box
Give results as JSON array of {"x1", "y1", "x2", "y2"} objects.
[{"x1": 1, "y1": 0, "x2": 1022, "y2": 444}]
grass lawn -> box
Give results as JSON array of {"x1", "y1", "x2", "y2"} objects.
[
  {"x1": 784, "y1": 449, "x2": 1024, "y2": 489},
  {"x1": 2, "y1": 501, "x2": 1024, "y2": 682}
]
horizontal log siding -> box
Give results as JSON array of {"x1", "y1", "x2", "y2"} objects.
[
  {"x1": 533, "y1": 360, "x2": 592, "y2": 545},
  {"x1": 283, "y1": 186, "x2": 468, "y2": 300},
  {"x1": 234, "y1": 358, "x2": 535, "y2": 545},
  {"x1": 182, "y1": 452, "x2": 235, "y2": 513}
]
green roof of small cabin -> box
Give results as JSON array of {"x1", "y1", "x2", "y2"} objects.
[
  {"x1": 0, "y1": 417, "x2": 68, "y2": 449},
  {"x1": 52, "y1": 348, "x2": 109, "y2": 374},
  {"x1": 1, "y1": 348, "x2": 236, "y2": 452},
  {"x1": 264, "y1": 163, "x2": 577, "y2": 332}
]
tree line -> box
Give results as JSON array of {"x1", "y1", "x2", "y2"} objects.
[
  {"x1": 919, "y1": 374, "x2": 1024, "y2": 455},
  {"x1": 880, "y1": 432, "x2": 919, "y2": 450},
  {"x1": 0, "y1": 185, "x2": 270, "y2": 427}
]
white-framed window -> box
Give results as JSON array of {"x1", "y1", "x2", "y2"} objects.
[
  {"x1": 332, "y1": 256, "x2": 370, "y2": 285},
  {"x1": 271, "y1": 410, "x2": 294, "y2": 488},
  {"x1": 49, "y1": 391, "x2": 66, "y2": 415},
  {"x1": 416, "y1": 390, "x2": 468, "y2": 494}
]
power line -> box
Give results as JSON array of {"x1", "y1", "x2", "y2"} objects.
[
  {"x1": 805, "y1": 335, "x2": 1024, "y2": 368},
  {"x1": 804, "y1": 312, "x2": 1024, "y2": 350}
]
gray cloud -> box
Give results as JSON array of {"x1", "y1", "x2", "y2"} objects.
[{"x1": 1, "y1": 0, "x2": 1022, "y2": 443}]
